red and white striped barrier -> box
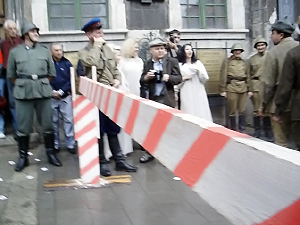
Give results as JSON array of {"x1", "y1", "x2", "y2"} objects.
[
  {"x1": 71, "y1": 68, "x2": 100, "y2": 184},
  {"x1": 79, "y1": 75, "x2": 300, "y2": 225}
]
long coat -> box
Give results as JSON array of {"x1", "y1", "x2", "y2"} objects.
[
  {"x1": 275, "y1": 45, "x2": 300, "y2": 121},
  {"x1": 261, "y1": 37, "x2": 298, "y2": 114},
  {"x1": 140, "y1": 56, "x2": 182, "y2": 108}
]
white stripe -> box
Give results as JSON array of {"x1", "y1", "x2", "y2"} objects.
[
  {"x1": 81, "y1": 164, "x2": 100, "y2": 184},
  {"x1": 116, "y1": 95, "x2": 134, "y2": 129},
  {"x1": 78, "y1": 143, "x2": 99, "y2": 169},
  {"x1": 77, "y1": 128, "x2": 98, "y2": 147},
  {"x1": 106, "y1": 88, "x2": 119, "y2": 119},
  {"x1": 74, "y1": 109, "x2": 98, "y2": 136},
  {"x1": 73, "y1": 99, "x2": 91, "y2": 117}
]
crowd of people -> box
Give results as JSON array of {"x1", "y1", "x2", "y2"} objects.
[{"x1": 0, "y1": 17, "x2": 300, "y2": 175}]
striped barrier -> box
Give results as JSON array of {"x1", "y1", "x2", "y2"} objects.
[
  {"x1": 71, "y1": 68, "x2": 100, "y2": 184},
  {"x1": 78, "y1": 74, "x2": 300, "y2": 225}
]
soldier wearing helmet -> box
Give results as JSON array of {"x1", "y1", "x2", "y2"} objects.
[
  {"x1": 219, "y1": 43, "x2": 250, "y2": 132},
  {"x1": 247, "y1": 36, "x2": 273, "y2": 140},
  {"x1": 260, "y1": 20, "x2": 298, "y2": 148},
  {"x1": 7, "y1": 22, "x2": 62, "y2": 172}
]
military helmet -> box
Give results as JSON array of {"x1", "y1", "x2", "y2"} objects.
[
  {"x1": 230, "y1": 43, "x2": 244, "y2": 53},
  {"x1": 254, "y1": 36, "x2": 268, "y2": 48},
  {"x1": 21, "y1": 22, "x2": 39, "y2": 37}
]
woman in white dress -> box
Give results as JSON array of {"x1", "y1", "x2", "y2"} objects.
[{"x1": 179, "y1": 44, "x2": 213, "y2": 122}]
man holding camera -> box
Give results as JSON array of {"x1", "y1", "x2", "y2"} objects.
[
  {"x1": 139, "y1": 38, "x2": 182, "y2": 163},
  {"x1": 166, "y1": 29, "x2": 182, "y2": 60}
]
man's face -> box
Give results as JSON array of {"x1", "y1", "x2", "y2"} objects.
[
  {"x1": 171, "y1": 33, "x2": 180, "y2": 44},
  {"x1": 87, "y1": 26, "x2": 104, "y2": 39},
  {"x1": 51, "y1": 44, "x2": 63, "y2": 61},
  {"x1": 256, "y1": 43, "x2": 267, "y2": 53},
  {"x1": 232, "y1": 50, "x2": 242, "y2": 58},
  {"x1": 150, "y1": 45, "x2": 166, "y2": 60},
  {"x1": 270, "y1": 30, "x2": 283, "y2": 45},
  {"x1": 6, "y1": 22, "x2": 18, "y2": 38},
  {"x1": 27, "y1": 29, "x2": 39, "y2": 43}
]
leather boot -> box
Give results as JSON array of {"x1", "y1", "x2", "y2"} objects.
[
  {"x1": 98, "y1": 137, "x2": 111, "y2": 177},
  {"x1": 229, "y1": 116, "x2": 236, "y2": 131},
  {"x1": 107, "y1": 135, "x2": 137, "y2": 172},
  {"x1": 238, "y1": 115, "x2": 246, "y2": 133},
  {"x1": 263, "y1": 117, "x2": 274, "y2": 142},
  {"x1": 253, "y1": 116, "x2": 261, "y2": 138},
  {"x1": 44, "y1": 134, "x2": 62, "y2": 167},
  {"x1": 15, "y1": 136, "x2": 30, "y2": 172}
]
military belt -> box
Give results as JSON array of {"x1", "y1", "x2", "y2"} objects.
[
  {"x1": 227, "y1": 75, "x2": 247, "y2": 84},
  {"x1": 17, "y1": 74, "x2": 48, "y2": 80}
]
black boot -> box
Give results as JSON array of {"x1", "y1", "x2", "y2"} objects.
[
  {"x1": 44, "y1": 134, "x2": 62, "y2": 167},
  {"x1": 98, "y1": 137, "x2": 111, "y2": 177},
  {"x1": 263, "y1": 117, "x2": 274, "y2": 142},
  {"x1": 238, "y1": 115, "x2": 246, "y2": 133},
  {"x1": 15, "y1": 136, "x2": 30, "y2": 172},
  {"x1": 229, "y1": 116, "x2": 236, "y2": 131},
  {"x1": 253, "y1": 116, "x2": 261, "y2": 138},
  {"x1": 107, "y1": 135, "x2": 137, "y2": 172}
]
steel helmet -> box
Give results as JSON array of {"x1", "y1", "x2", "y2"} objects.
[
  {"x1": 21, "y1": 22, "x2": 39, "y2": 38},
  {"x1": 231, "y1": 43, "x2": 244, "y2": 53},
  {"x1": 254, "y1": 36, "x2": 268, "y2": 48}
]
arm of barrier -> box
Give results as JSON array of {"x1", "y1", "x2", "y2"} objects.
[{"x1": 79, "y1": 75, "x2": 300, "y2": 225}]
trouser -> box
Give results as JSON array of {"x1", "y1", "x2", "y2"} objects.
[
  {"x1": 52, "y1": 95, "x2": 75, "y2": 149},
  {"x1": 99, "y1": 110, "x2": 120, "y2": 136},
  {"x1": 0, "y1": 78, "x2": 5, "y2": 133},
  {"x1": 15, "y1": 98, "x2": 54, "y2": 136},
  {"x1": 226, "y1": 92, "x2": 247, "y2": 116},
  {"x1": 292, "y1": 121, "x2": 300, "y2": 150},
  {"x1": 270, "y1": 112, "x2": 291, "y2": 148},
  {"x1": 250, "y1": 92, "x2": 261, "y2": 116},
  {"x1": 6, "y1": 74, "x2": 18, "y2": 132}
]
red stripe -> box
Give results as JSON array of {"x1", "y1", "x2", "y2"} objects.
[
  {"x1": 73, "y1": 96, "x2": 86, "y2": 108},
  {"x1": 104, "y1": 89, "x2": 112, "y2": 114},
  {"x1": 207, "y1": 126, "x2": 249, "y2": 138},
  {"x1": 74, "y1": 103, "x2": 95, "y2": 124},
  {"x1": 97, "y1": 86, "x2": 105, "y2": 110},
  {"x1": 112, "y1": 93, "x2": 124, "y2": 123},
  {"x1": 174, "y1": 129, "x2": 230, "y2": 187},
  {"x1": 90, "y1": 82, "x2": 97, "y2": 103},
  {"x1": 78, "y1": 137, "x2": 98, "y2": 156},
  {"x1": 80, "y1": 157, "x2": 100, "y2": 176},
  {"x1": 142, "y1": 109, "x2": 173, "y2": 154},
  {"x1": 75, "y1": 121, "x2": 96, "y2": 140},
  {"x1": 93, "y1": 85, "x2": 102, "y2": 109},
  {"x1": 90, "y1": 175, "x2": 100, "y2": 184},
  {"x1": 255, "y1": 198, "x2": 300, "y2": 225},
  {"x1": 124, "y1": 100, "x2": 139, "y2": 135}
]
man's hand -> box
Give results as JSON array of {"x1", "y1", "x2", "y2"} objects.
[
  {"x1": 162, "y1": 74, "x2": 169, "y2": 82},
  {"x1": 144, "y1": 70, "x2": 155, "y2": 81},
  {"x1": 112, "y1": 79, "x2": 120, "y2": 88},
  {"x1": 52, "y1": 91, "x2": 61, "y2": 100},
  {"x1": 220, "y1": 92, "x2": 227, "y2": 98},
  {"x1": 272, "y1": 115, "x2": 282, "y2": 123},
  {"x1": 248, "y1": 92, "x2": 253, "y2": 98},
  {"x1": 258, "y1": 107, "x2": 264, "y2": 116}
]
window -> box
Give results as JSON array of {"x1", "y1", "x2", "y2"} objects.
[
  {"x1": 47, "y1": 0, "x2": 108, "y2": 31},
  {"x1": 180, "y1": 0, "x2": 227, "y2": 29}
]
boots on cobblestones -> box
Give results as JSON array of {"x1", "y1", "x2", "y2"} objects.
[
  {"x1": 238, "y1": 115, "x2": 246, "y2": 133},
  {"x1": 229, "y1": 116, "x2": 236, "y2": 131},
  {"x1": 44, "y1": 134, "x2": 62, "y2": 167},
  {"x1": 98, "y1": 138, "x2": 111, "y2": 177},
  {"x1": 263, "y1": 117, "x2": 274, "y2": 142},
  {"x1": 253, "y1": 116, "x2": 261, "y2": 138},
  {"x1": 107, "y1": 135, "x2": 137, "y2": 172},
  {"x1": 15, "y1": 136, "x2": 30, "y2": 172}
]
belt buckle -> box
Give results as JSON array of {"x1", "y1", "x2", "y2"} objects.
[{"x1": 31, "y1": 74, "x2": 38, "y2": 80}]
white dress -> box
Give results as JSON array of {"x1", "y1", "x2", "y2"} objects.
[
  {"x1": 179, "y1": 60, "x2": 213, "y2": 122},
  {"x1": 119, "y1": 57, "x2": 144, "y2": 96}
]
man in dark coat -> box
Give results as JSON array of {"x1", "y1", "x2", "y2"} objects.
[
  {"x1": 274, "y1": 20, "x2": 300, "y2": 151},
  {"x1": 139, "y1": 38, "x2": 182, "y2": 163}
]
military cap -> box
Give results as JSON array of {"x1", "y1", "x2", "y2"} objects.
[
  {"x1": 81, "y1": 17, "x2": 102, "y2": 32},
  {"x1": 271, "y1": 20, "x2": 295, "y2": 34},
  {"x1": 149, "y1": 38, "x2": 166, "y2": 48},
  {"x1": 254, "y1": 36, "x2": 268, "y2": 48},
  {"x1": 21, "y1": 22, "x2": 39, "y2": 37},
  {"x1": 230, "y1": 43, "x2": 244, "y2": 53}
]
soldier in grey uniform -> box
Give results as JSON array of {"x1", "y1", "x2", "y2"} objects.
[
  {"x1": 219, "y1": 43, "x2": 250, "y2": 132},
  {"x1": 7, "y1": 23, "x2": 62, "y2": 172},
  {"x1": 261, "y1": 21, "x2": 298, "y2": 148}
]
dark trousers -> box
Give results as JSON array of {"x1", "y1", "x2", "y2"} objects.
[{"x1": 99, "y1": 110, "x2": 120, "y2": 136}]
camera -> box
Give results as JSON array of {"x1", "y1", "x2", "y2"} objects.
[
  {"x1": 154, "y1": 70, "x2": 163, "y2": 83},
  {"x1": 169, "y1": 36, "x2": 175, "y2": 43}
]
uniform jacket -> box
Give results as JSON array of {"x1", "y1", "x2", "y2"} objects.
[
  {"x1": 261, "y1": 37, "x2": 298, "y2": 114},
  {"x1": 78, "y1": 41, "x2": 121, "y2": 85},
  {"x1": 7, "y1": 43, "x2": 56, "y2": 100},
  {"x1": 275, "y1": 45, "x2": 300, "y2": 120},
  {"x1": 219, "y1": 56, "x2": 250, "y2": 93},
  {"x1": 140, "y1": 56, "x2": 182, "y2": 108},
  {"x1": 50, "y1": 57, "x2": 72, "y2": 96},
  {"x1": 248, "y1": 52, "x2": 266, "y2": 92}
]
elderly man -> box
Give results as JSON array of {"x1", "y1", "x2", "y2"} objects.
[
  {"x1": 261, "y1": 21, "x2": 298, "y2": 148},
  {"x1": 1, "y1": 20, "x2": 23, "y2": 139},
  {"x1": 139, "y1": 38, "x2": 182, "y2": 163},
  {"x1": 274, "y1": 19, "x2": 300, "y2": 150},
  {"x1": 7, "y1": 23, "x2": 62, "y2": 172},
  {"x1": 79, "y1": 17, "x2": 137, "y2": 177}
]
